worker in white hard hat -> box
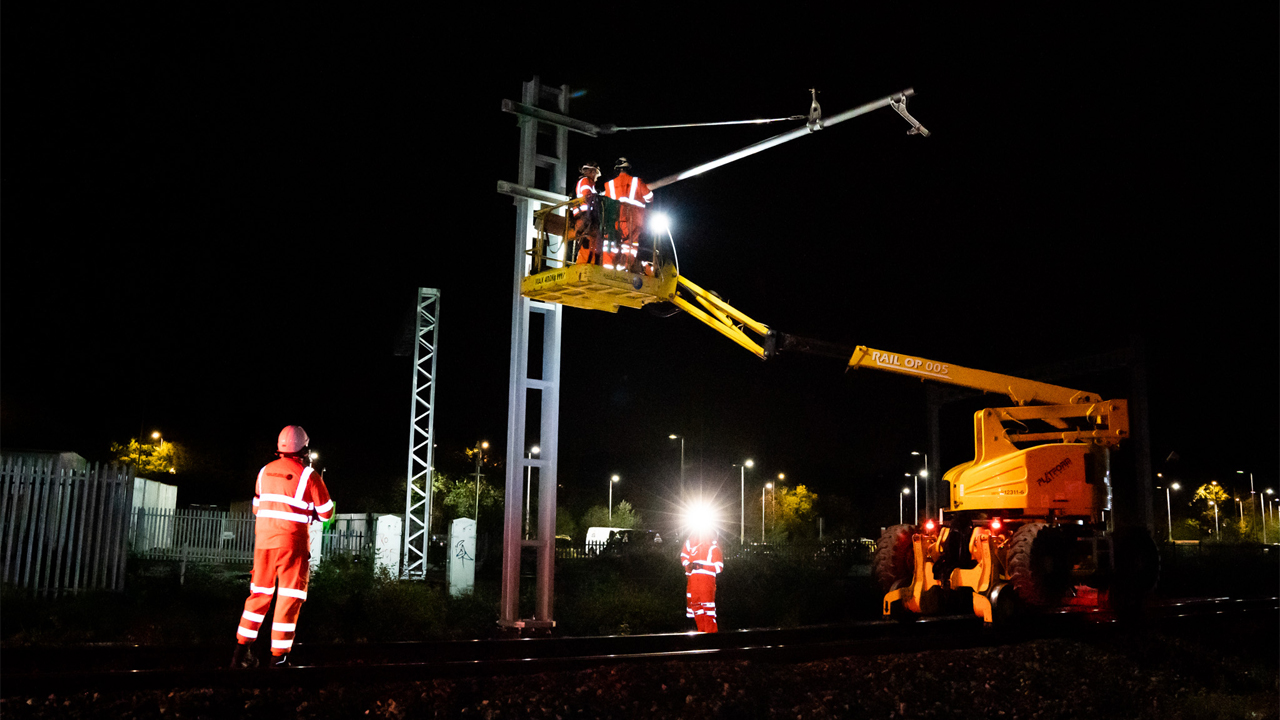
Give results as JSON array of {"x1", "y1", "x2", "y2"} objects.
[
  {"x1": 231, "y1": 425, "x2": 334, "y2": 669},
  {"x1": 573, "y1": 162, "x2": 603, "y2": 265},
  {"x1": 603, "y1": 157, "x2": 654, "y2": 273}
]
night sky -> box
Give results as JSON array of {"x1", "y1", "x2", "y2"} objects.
[{"x1": 3, "y1": 8, "x2": 1276, "y2": 534}]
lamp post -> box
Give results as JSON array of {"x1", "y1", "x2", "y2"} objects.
[
  {"x1": 762, "y1": 482, "x2": 773, "y2": 543},
  {"x1": 609, "y1": 475, "x2": 620, "y2": 523},
  {"x1": 911, "y1": 451, "x2": 928, "y2": 516},
  {"x1": 904, "y1": 473, "x2": 918, "y2": 524},
  {"x1": 900, "y1": 487, "x2": 911, "y2": 525},
  {"x1": 739, "y1": 459, "x2": 753, "y2": 543},
  {"x1": 1235, "y1": 497, "x2": 1244, "y2": 522},
  {"x1": 669, "y1": 434, "x2": 685, "y2": 485},
  {"x1": 1162, "y1": 481, "x2": 1180, "y2": 542},
  {"x1": 525, "y1": 446, "x2": 539, "y2": 540},
  {"x1": 473, "y1": 441, "x2": 489, "y2": 520},
  {"x1": 1264, "y1": 484, "x2": 1274, "y2": 540},
  {"x1": 1209, "y1": 500, "x2": 1219, "y2": 537},
  {"x1": 1237, "y1": 470, "x2": 1257, "y2": 533}
]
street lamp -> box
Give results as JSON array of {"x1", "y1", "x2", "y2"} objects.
[
  {"x1": 1209, "y1": 500, "x2": 1219, "y2": 537},
  {"x1": 1237, "y1": 467, "x2": 1256, "y2": 512},
  {"x1": 1266, "y1": 489, "x2": 1275, "y2": 543},
  {"x1": 474, "y1": 441, "x2": 489, "y2": 520},
  {"x1": 669, "y1": 434, "x2": 685, "y2": 485},
  {"x1": 1235, "y1": 497, "x2": 1244, "y2": 522},
  {"x1": 911, "y1": 451, "x2": 928, "y2": 517},
  {"x1": 904, "y1": 473, "x2": 918, "y2": 524},
  {"x1": 609, "y1": 475, "x2": 620, "y2": 523},
  {"x1": 739, "y1": 459, "x2": 753, "y2": 543},
  {"x1": 900, "y1": 487, "x2": 911, "y2": 525},
  {"x1": 760, "y1": 484, "x2": 766, "y2": 543},
  {"x1": 1162, "y1": 481, "x2": 1180, "y2": 542},
  {"x1": 525, "y1": 446, "x2": 540, "y2": 540}
]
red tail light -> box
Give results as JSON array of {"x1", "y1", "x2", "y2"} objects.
[
  {"x1": 990, "y1": 518, "x2": 1002, "y2": 532},
  {"x1": 924, "y1": 519, "x2": 936, "y2": 532}
]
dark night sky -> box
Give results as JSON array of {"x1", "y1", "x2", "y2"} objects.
[{"x1": 3, "y1": 8, "x2": 1276, "y2": 533}]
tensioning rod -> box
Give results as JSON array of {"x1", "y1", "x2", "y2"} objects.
[{"x1": 648, "y1": 89, "x2": 916, "y2": 190}]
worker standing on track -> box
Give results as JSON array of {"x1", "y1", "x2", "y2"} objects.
[
  {"x1": 680, "y1": 529, "x2": 723, "y2": 633},
  {"x1": 231, "y1": 425, "x2": 335, "y2": 669},
  {"x1": 573, "y1": 162, "x2": 602, "y2": 265},
  {"x1": 603, "y1": 157, "x2": 653, "y2": 273}
]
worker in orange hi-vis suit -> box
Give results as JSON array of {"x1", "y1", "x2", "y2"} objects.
[
  {"x1": 231, "y1": 425, "x2": 334, "y2": 669},
  {"x1": 680, "y1": 529, "x2": 723, "y2": 633},
  {"x1": 573, "y1": 162, "x2": 603, "y2": 265},
  {"x1": 603, "y1": 157, "x2": 653, "y2": 273}
]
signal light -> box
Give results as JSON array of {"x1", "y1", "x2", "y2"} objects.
[
  {"x1": 924, "y1": 519, "x2": 936, "y2": 532},
  {"x1": 990, "y1": 518, "x2": 1002, "y2": 532}
]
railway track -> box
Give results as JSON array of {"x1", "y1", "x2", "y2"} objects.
[{"x1": 4, "y1": 595, "x2": 1274, "y2": 697}]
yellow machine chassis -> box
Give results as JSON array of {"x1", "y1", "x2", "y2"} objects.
[{"x1": 883, "y1": 527, "x2": 1001, "y2": 623}]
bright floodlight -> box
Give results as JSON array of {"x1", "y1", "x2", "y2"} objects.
[
  {"x1": 683, "y1": 500, "x2": 719, "y2": 536},
  {"x1": 650, "y1": 213, "x2": 670, "y2": 234}
]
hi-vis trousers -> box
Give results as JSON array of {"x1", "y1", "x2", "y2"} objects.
[
  {"x1": 686, "y1": 573, "x2": 718, "y2": 633},
  {"x1": 235, "y1": 546, "x2": 310, "y2": 655}
]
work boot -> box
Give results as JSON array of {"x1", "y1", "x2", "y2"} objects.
[
  {"x1": 230, "y1": 643, "x2": 258, "y2": 669},
  {"x1": 269, "y1": 653, "x2": 291, "y2": 668}
]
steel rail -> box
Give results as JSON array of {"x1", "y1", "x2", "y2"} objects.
[{"x1": 4, "y1": 596, "x2": 1274, "y2": 697}]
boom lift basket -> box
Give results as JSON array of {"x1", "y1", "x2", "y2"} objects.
[{"x1": 521, "y1": 196, "x2": 676, "y2": 313}]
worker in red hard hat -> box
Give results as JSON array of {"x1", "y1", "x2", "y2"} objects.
[
  {"x1": 603, "y1": 157, "x2": 653, "y2": 273},
  {"x1": 680, "y1": 528, "x2": 723, "y2": 633},
  {"x1": 231, "y1": 425, "x2": 335, "y2": 669},
  {"x1": 573, "y1": 162, "x2": 602, "y2": 265}
]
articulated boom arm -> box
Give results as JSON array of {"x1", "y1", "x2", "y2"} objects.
[
  {"x1": 846, "y1": 346, "x2": 1097, "y2": 406},
  {"x1": 676, "y1": 290, "x2": 1129, "y2": 447}
]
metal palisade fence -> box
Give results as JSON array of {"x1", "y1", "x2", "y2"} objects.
[
  {"x1": 0, "y1": 458, "x2": 136, "y2": 596},
  {"x1": 130, "y1": 508, "x2": 369, "y2": 566}
]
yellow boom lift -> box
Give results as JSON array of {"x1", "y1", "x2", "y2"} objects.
[{"x1": 522, "y1": 200, "x2": 1158, "y2": 623}]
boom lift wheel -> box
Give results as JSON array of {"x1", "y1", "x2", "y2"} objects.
[
  {"x1": 1007, "y1": 522, "x2": 1072, "y2": 607},
  {"x1": 874, "y1": 524, "x2": 916, "y2": 594}
]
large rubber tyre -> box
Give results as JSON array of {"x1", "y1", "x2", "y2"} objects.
[
  {"x1": 874, "y1": 524, "x2": 915, "y2": 594},
  {"x1": 1007, "y1": 523, "x2": 1073, "y2": 607},
  {"x1": 1107, "y1": 526, "x2": 1160, "y2": 615}
]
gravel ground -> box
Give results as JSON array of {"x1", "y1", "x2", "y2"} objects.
[{"x1": 3, "y1": 624, "x2": 1276, "y2": 719}]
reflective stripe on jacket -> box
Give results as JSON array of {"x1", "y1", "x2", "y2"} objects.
[
  {"x1": 605, "y1": 172, "x2": 653, "y2": 209},
  {"x1": 680, "y1": 538, "x2": 723, "y2": 578},
  {"x1": 252, "y1": 456, "x2": 334, "y2": 550},
  {"x1": 572, "y1": 176, "x2": 597, "y2": 215}
]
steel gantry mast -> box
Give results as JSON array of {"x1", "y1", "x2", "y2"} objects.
[
  {"x1": 498, "y1": 78, "x2": 570, "y2": 632},
  {"x1": 402, "y1": 287, "x2": 441, "y2": 580}
]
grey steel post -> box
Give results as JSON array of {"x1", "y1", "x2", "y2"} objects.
[
  {"x1": 403, "y1": 288, "x2": 441, "y2": 579},
  {"x1": 500, "y1": 77, "x2": 567, "y2": 630}
]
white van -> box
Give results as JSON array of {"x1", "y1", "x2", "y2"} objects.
[{"x1": 584, "y1": 527, "x2": 628, "y2": 547}]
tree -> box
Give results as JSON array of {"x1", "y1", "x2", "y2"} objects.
[
  {"x1": 556, "y1": 507, "x2": 577, "y2": 540},
  {"x1": 110, "y1": 438, "x2": 181, "y2": 477},
  {"x1": 432, "y1": 470, "x2": 503, "y2": 522},
  {"x1": 774, "y1": 484, "x2": 818, "y2": 537},
  {"x1": 1192, "y1": 482, "x2": 1230, "y2": 535},
  {"x1": 611, "y1": 500, "x2": 642, "y2": 529}
]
